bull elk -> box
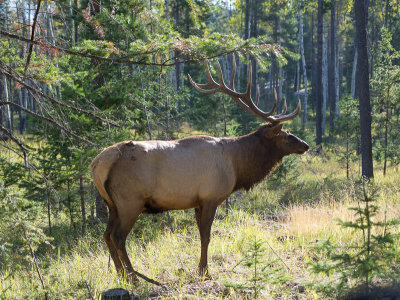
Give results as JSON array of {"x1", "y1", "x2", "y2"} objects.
[{"x1": 90, "y1": 57, "x2": 309, "y2": 281}]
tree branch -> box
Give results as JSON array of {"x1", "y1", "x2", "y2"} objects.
[
  {"x1": 0, "y1": 63, "x2": 121, "y2": 128},
  {"x1": 0, "y1": 101, "x2": 96, "y2": 146},
  {"x1": 24, "y1": 0, "x2": 42, "y2": 74},
  {"x1": 0, "y1": 124, "x2": 28, "y2": 169},
  {"x1": 0, "y1": 29, "x2": 241, "y2": 67}
]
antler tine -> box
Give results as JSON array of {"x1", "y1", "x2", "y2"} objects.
[
  {"x1": 245, "y1": 62, "x2": 252, "y2": 99},
  {"x1": 187, "y1": 59, "x2": 221, "y2": 93},
  {"x1": 200, "y1": 59, "x2": 219, "y2": 89},
  {"x1": 276, "y1": 97, "x2": 287, "y2": 116},
  {"x1": 188, "y1": 58, "x2": 301, "y2": 124},
  {"x1": 269, "y1": 100, "x2": 301, "y2": 123},
  {"x1": 216, "y1": 61, "x2": 228, "y2": 90},
  {"x1": 188, "y1": 73, "x2": 220, "y2": 94}
]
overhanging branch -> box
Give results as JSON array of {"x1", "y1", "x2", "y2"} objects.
[
  {"x1": 0, "y1": 63, "x2": 121, "y2": 128},
  {"x1": 0, "y1": 29, "x2": 240, "y2": 67},
  {"x1": 0, "y1": 101, "x2": 96, "y2": 146}
]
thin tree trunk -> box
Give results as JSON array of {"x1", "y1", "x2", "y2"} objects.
[
  {"x1": 74, "y1": 0, "x2": 78, "y2": 43},
  {"x1": 80, "y1": 176, "x2": 86, "y2": 235},
  {"x1": 322, "y1": 22, "x2": 327, "y2": 135},
  {"x1": 46, "y1": 189, "x2": 52, "y2": 234},
  {"x1": 67, "y1": 179, "x2": 75, "y2": 230},
  {"x1": 316, "y1": 0, "x2": 323, "y2": 145},
  {"x1": 329, "y1": 2, "x2": 337, "y2": 132},
  {"x1": 243, "y1": 0, "x2": 251, "y2": 78},
  {"x1": 335, "y1": 37, "x2": 340, "y2": 115},
  {"x1": 141, "y1": 79, "x2": 152, "y2": 140},
  {"x1": 2, "y1": 76, "x2": 11, "y2": 131},
  {"x1": 299, "y1": 7, "x2": 308, "y2": 129},
  {"x1": 355, "y1": 0, "x2": 374, "y2": 178}
]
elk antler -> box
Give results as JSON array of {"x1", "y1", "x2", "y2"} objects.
[{"x1": 188, "y1": 55, "x2": 301, "y2": 124}]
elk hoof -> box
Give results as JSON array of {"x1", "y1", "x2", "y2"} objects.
[
  {"x1": 198, "y1": 268, "x2": 213, "y2": 280},
  {"x1": 126, "y1": 272, "x2": 139, "y2": 283}
]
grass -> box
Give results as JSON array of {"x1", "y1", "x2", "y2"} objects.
[{"x1": 1, "y1": 151, "x2": 400, "y2": 299}]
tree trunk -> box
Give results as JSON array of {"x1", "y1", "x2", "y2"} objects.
[
  {"x1": 351, "y1": 47, "x2": 358, "y2": 99},
  {"x1": 243, "y1": 0, "x2": 251, "y2": 78},
  {"x1": 328, "y1": 2, "x2": 337, "y2": 132},
  {"x1": 250, "y1": 0, "x2": 258, "y2": 98},
  {"x1": 322, "y1": 22, "x2": 328, "y2": 136},
  {"x1": 80, "y1": 176, "x2": 86, "y2": 235},
  {"x1": 96, "y1": 191, "x2": 108, "y2": 223},
  {"x1": 299, "y1": 7, "x2": 308, "y2": 129},
  {"x1": 46, "y1": 189, "x2": 52, "y2": 234},
  {"x1": 335, "y1": 21, "x2": 340, "y2": 116},
  {"x1": 355, "y1": 0, "x2": 374, "y2": 178},
  {"x1": 2, "y1": 76, "x2": 12, "y2": 131},
  {"x1": 316, "y1": 0, "x2": 323, "y2": 145}
]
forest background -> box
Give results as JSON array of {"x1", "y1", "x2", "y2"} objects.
[{"x1": 1, "y1": 0, "x2": 400, "y2": 298}]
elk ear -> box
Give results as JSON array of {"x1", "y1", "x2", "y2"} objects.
[{"x1": 264, "y1": 123, "x2": 283, "y2": 138}]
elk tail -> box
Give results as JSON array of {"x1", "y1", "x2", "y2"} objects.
[{"x1": 90, "y1": 148, "x2": 120, "y2": 212}]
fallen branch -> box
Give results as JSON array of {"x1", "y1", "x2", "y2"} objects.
[{"x1": 130, "y1": 269, "x2": 169, "y2": 290}]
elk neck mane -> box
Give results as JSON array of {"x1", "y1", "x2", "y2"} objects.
[{"x1": 223, "y1": 128, "x2": 285, "y2": 192}]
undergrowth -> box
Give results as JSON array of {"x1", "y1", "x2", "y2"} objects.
[{"x1": 1, "y1": 151, "x2": 400, "y2": 299}]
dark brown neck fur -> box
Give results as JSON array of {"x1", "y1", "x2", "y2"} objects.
[{"x1": 222, "y1": 130, "x2": 285, "y2": 192}]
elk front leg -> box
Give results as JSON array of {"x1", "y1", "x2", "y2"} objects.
[{"x1": 195, "y1": 204, "x2": 217, "y2": 278}]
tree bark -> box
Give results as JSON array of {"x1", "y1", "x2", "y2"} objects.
[
  {"x1": 316, "y1": 0, "x2": 323, "y2": 145},
  {"x1": 351, "y1": 47, "x2": 358, "y2": 99},
  {"x1": 299, "y1": 7, "x2": 308, "y2": 129},
  {"x1": 328, "y1": 2, "x2": 337, "y2": 132},
  {"x1": 322, "y1": 22, "x2": 327, "y2": 136},
  {"x1": 80, "y1": 176, "x2": 86, "y2": 235},
  {"x1": 2, "y1": 75, "x2": 12, "y2": 131},
  {"x1": 355, "y1": 0, "x2": 374, "y2": 178}
]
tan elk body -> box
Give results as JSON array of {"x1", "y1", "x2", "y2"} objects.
[{"x1": 91, "y1": 58, "x2": 309, "y2": 280}]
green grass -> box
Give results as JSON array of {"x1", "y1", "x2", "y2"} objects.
[{"x1": 1, "y1": 151, "x2": 400, "y2": 299}]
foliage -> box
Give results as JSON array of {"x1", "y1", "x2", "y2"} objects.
[
  {"x1": 308, "y1": 181, "x2": 400, "y2": 297},
  {"x1": 336, "y1": 94, "x2": 360, "y2": 178},
  {"x1": 371, "y1": 28, "x2": 400, "y2": 171},
  {"x1": 224, "y1": 236, "x2": 290, "y2": 298},
  {"x1": 270, "y1": 155, "x2": 301, "y2": 184},
  {"x1": 0, "y1": 179, "x2": 50, "y2": 269}
]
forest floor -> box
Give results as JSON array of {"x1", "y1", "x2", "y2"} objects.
[{"x1": 1, "y1": 148, "x2": 400, "y2": 299}]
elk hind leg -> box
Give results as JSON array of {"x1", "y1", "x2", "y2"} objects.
[
  {"x1": 103, "y1": 206, "x2": 124, "y2": 274},
  {"x1": 110, "y1": 207, "x2": 142, "y2": 280}
]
